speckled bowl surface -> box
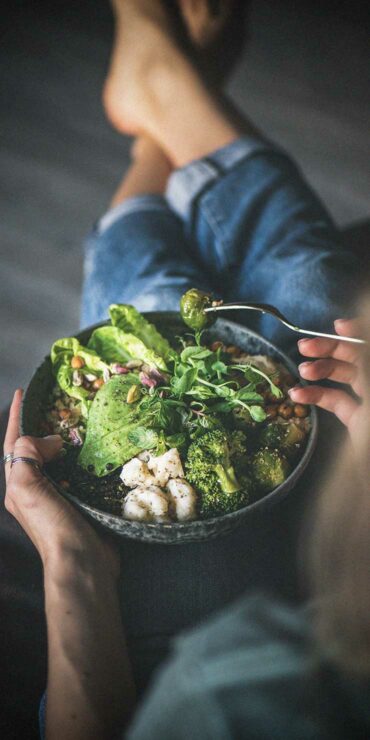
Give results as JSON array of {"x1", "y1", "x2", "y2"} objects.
[{"x1": 21, "y1": 312, "x2": 318, "y2": 544}]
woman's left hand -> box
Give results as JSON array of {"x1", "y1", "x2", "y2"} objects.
[{"x1": 3, "y1": 389, "x2": 118, "y2": 577}]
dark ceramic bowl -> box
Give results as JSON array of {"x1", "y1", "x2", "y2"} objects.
[{"x1": 21, "y1": 312, "x2": 318, "y2": 544}]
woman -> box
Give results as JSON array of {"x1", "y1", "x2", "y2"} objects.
[
  {"x1": 4, "y1": 315, "x2": 368, "y2": 740},
  {"x1": 3, "y1": 1, "x2": 365, "y2": 737}
]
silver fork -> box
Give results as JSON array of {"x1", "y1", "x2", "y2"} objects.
[{"x1": 204, "y1": 302, "x2": 366, "y2": 345}]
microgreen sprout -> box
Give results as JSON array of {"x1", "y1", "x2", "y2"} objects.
[{"x1": 231, "y1": 363, "x2": 283, "y2": 399}]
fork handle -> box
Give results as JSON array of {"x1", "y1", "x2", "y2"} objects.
[
  {"x1": 293, "y1": 328, "x2": 365, "y2": 345},
  {"x1": 204, "y1": 304, "x2": 366, "y2": 345}
]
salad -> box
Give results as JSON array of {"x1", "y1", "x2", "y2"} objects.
[{"x1": 44, "y1": 291, "x2": 310, "y2": 523}]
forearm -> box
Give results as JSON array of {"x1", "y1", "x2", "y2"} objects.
[{"x1": 44, "y1": 553, "x2": 135, "y2": 740}]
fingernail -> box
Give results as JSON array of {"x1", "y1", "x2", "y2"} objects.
[
  {"x1": 298, "y1": 362, "x2": 310, "y2": 370},
  {"x1": 334, "y1": 318, "x2": 351, "y2": 331},
  {"x1": 288, "y1": 386, "x2": 300, "y2": 397},
  {"x1": 298, "y1": 339, "x2": 310, "y2": 347}
]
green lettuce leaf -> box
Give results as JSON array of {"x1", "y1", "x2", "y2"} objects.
[
  {"x1": 87, "y1": 326, "x2": 132, "y2": 364},
  {"x1": 50, "y1": 337, "x2": 109, "y2": 416},
  {"x1": 109, "y1": 304, "x2": 176, "y2": 362},
  {"x1": 88, "y1": 325, "x2": 168, "y2": 370}
]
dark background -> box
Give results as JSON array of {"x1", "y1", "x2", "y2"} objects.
[{"x1": 0, "y1": 2, "x2": 369, "y2": 738}]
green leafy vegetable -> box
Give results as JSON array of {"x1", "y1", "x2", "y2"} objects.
[
  {"x1": 232, "y1": 363, "x2": 283, "y2": 400},
  {"x1": 88, "y1": 325, "x2": 168, "y2": 370},
  {"x1": 166, "y1": 334, "x2": 272, "y2": 424},
  {"x1": 50, "y1": 337, "x2": 109, "y2": 416},
  {"x1": 109, "y1": 304, "x2": 175, "y2": 362},
  {"x1": 165, "y1": 432, "x2": 188, "y2": 452},
  {"x1": 249, "y1": 406, "x2": 267, "y2": 422},
  {"x1": 170, "y1": 367, "x2": 198, "y2": 397},
  {"x1": 180, "y1": 346, "x2": 213, "y2": 363},
  {"x1": 87, "y1": 326, "x2": 132, "y2": 364}
]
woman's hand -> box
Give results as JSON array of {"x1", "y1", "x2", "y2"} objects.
[
  {"x1": 3, "y1": 389, "x2": 118, "y2": 578},
  {"x1": 288, "y1": 318, "x2": 365, "y2": 442}
]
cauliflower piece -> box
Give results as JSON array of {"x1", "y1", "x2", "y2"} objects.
[
  {"x1": 122, "y1": 484, "x2": 170, "y2": 523},
  {"x1": 166, "y1": 479, "x2": 197, "y2": 522},
  {"x1": 147, "y1": 448, "x2": 184, "y2": 487},
  {"x1": 120, "y1": 457, "x2": 153, "y2": 488}
]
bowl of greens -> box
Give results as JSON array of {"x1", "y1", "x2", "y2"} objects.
[{"x1": 21, "y1": 296, "x2": 318, "y2": 543}]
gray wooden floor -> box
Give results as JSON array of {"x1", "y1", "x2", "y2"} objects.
[{"x1": 1, "y1": 1, "x2": 369, "y2": 407}]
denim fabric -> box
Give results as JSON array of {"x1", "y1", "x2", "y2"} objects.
[
  {"x1": 83, "y1": 137, "x2": 358, "y2": 357},
  {"x1": 81, "y1": 195, "x2": 212, "y2": 327},
  {"x1": 167, "y1": 138, "x2": 358, "y2": 354}
]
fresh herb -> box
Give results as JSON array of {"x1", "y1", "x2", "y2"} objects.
[
  {"x1": 167, "y1": 339, "x2": 272, "y2": 425},
  {"x1": 231, "y1": 363, "x2": 283, "y2": 399}
]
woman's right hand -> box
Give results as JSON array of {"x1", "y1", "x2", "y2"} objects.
[{"x1": 288, "y1": 318, "x2": 365, "y2": 444}]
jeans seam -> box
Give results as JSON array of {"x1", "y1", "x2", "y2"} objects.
[{"x1": 201, "y1": 198, "x2": 231, "y2": 271}]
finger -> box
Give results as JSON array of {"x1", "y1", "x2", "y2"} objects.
[
  {"x1": 334, "y1": 317, "x2": 362, "y2": 338},
  {"x1": 288, "y1": 385, "x2": 359, "y2": 428},
  {"x1": 7, "y1": 436, "x2": 63, "y2": 509},
  {"x1": 298, "y1": 358, "x2": 362, "y2": 395},
  {"x1": 6, "y1": 433, "x2": 63, "y2": 497},
  {"x1": 3, "y1": 390, "x2": 23, "y2": 483},
  {"x1": 4, "y1": 389, "x2": 23, "y2": 454},
  {"x1": 12, "y1": 435, "x2": 63, "y2": 466},
  {"x1": 34, "y1": 435, "x2": 64, "y2": 462},
  {"x1": 297, "y1": 336, "x2": 361, "y2": 365}
]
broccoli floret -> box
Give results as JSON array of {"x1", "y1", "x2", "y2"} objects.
[
  {"x1": 251, "y1": 449, "x2": 290, "y2": 493},
  {"x1": 229, "y1": 430, "x2": 248, "y2": 457},
  {"x1": 258, "y1": 421, "x2": 306, "y2": 458},
  {"x1": 228, "y1": 430, "x2": 249, "y2": 474},
  {"x1": 185, "y1": 429, "x2": 249, "y2": 518}
]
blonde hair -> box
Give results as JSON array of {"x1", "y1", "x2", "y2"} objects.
[{"x1": 310, "y1": 298, "x2": 370, "y2": 675}]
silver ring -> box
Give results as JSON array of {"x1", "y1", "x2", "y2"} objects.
[
  {"x1": 11, "y1": 456, "x2": 43, "y2": 473},
  {"x1": 2, "y1": 453, "x2": 14, "y2": 465}
]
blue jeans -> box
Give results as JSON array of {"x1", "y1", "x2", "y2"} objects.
[
  {"x1": 39, "y1": 138, "x2": 358, "y2": 738},
  {"x1": 82, "y1": 137, "x2": 357, "y2": 357}
]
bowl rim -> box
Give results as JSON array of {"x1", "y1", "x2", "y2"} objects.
[{"x1": 20, "y1": 312, "x2": 318, "y2": 533}]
